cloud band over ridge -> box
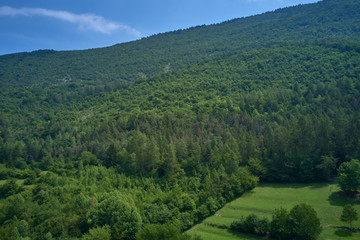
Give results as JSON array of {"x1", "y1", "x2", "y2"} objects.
[{"x1": 0, "y1": 6, "x2": 140, "y2": 35}]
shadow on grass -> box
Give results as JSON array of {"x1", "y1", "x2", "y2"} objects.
[
  {"x1": 259, "y1": 182, "x2": 311, "y2": 189},
  {"x1": 309, "y1": 182, "x2": 330, "y2": 189},
  {"x1": 227, "y1": 229, "x2": 263, "y2": 239},
  {"x1": 335, "y1": 229, "x2": 353, "y2": 237},
  {"x1": 328, "y1": 191, "x2": 360, "y2": 206},
  {"x1": 260, "y1": 182, "x2": 332, "y2": 190}
]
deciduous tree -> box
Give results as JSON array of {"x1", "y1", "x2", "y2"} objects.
[
  {"x1": 270, "y1": 208, "x2": 291, "y2": 240},
  {"x1": 338, "y1": 159, "x2": 360, "y2": 193},
  {"x1": 341, "y1": 204, "x2": 358, "y2": 229},
  {"x1": 289, "y1": 203, "x2": 322, "y2": 240}
]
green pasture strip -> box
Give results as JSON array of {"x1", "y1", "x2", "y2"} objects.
[
  {"x1": 188, "y1": 224, "x2": 261, "y2": 240},
  {"x1": 188, "y1": 183, "x2": 360, "y2": 240},
  {"x1": 203, "y1": 216, "x2": 235, "y2": 226}
]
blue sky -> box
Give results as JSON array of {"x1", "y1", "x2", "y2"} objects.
[{"x1": 0, "y1": 0, "x2": 318, "y2": 55}]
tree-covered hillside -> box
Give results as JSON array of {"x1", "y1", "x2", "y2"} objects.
[
  {"x1": 1, "y1": 0, "x2": 360, "y2": 89},
  {"x1": 2, "y1": 41, "x2": 359, "y2": 180},
  {"x1": 1, "y1": 40, "x2": 360, "y2": 239},
  {"x1": 1, "y1": 0, "x2": 360, "y2": 239}
]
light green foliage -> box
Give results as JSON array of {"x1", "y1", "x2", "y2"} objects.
[
  {"x1": 270, "y1": 208, "x2": 291, "y2": 240},
  {"x1": 247, "y1": 158, "x2": 266, "y2": 177},
  {"x1": 82, "y1": 225, "x2": 111, "y2": 240},
  {"x1": 17, "y1": 220, "x2": 29, "y2": 238},
  {"x1": 0, "y1": 164, "x2": 257, "y2": 239},
  {"x1": 45, "y1": 232, "x2": 54, "y2": 240},
  {"x1": 188, "y1": 183, "x2": 360, "y2": 240},
  {"x1": 10, "y1": 227, "x2": 20, "y2": 240},
  {"x1": 338, "y1": 159, "x2": 360, "y2": 193},
  {"x1": 87, "y1": 192, "x2": 142, "y2": 240}
]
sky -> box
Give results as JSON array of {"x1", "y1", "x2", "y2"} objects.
[{"x1": 0, "y1": 0, "x2": 319, "y2": 55}]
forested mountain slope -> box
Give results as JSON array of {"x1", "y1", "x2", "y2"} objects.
[
  {"x1": 1, "y1": 0, "x2": 360, "y2": 239},
  {"x1": 0, "y1": 0, "x2": 360, "y2": 89},
  {"x1": 2, "y1": 41, "x2": 359, "y2": 180},
  {"x1": 2, "y1": 40, "x2": 360, "y2": 239}
]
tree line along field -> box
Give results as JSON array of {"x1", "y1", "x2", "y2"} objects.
[{"x1": 187, "y1": 183, "x2": 360, "y2": 240}]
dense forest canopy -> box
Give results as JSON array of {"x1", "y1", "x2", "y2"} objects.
[{"x1": 1, "y1": 0, "x2": 360, "y2": 239}]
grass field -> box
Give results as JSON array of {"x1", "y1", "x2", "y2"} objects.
[{"x1": 187, "y1": 183, "x2": 360, "y2": 240}]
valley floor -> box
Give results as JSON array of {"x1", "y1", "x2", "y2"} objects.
[{"x1": 187, "y1": 183, "x2": 360, "y2": 240}]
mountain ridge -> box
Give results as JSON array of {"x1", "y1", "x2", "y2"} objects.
[{"x1": 1, "y1": 0, "x2": 359, "y2": 89}]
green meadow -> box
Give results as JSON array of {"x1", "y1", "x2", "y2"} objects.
[{"x1": 187, "y1": 183, "x2": 360, "y2": 240}]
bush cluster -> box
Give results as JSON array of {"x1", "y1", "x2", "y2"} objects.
[{"x1": 231, "y1": 203, "x2": 322, "y2": 240}]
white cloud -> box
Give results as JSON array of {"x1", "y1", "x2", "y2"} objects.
[{"x1": 0, "y1": 6, "x2": 140, "y2": 35}]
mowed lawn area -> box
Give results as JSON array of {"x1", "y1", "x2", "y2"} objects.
[{"x1": 187, "y1": 183, "x2": 360, "y2": 240}]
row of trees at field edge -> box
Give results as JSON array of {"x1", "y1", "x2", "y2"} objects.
[{"x1": 231, "y1": 203, "x2": 322, "y2": 240}]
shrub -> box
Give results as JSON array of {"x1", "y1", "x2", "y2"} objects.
[{"x1": 230, "y1": 214, "x2": 270, "y2": 236}]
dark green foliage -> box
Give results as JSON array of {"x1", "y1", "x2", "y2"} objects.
[
  {"x1": 0, "y1": 179, "x2": 21, "y2": 199},
  {"x1": 341, "y1": 204, "x2": 358, "y2": 228},
  {"x1": 2, "y1": 42, "x2": 360, "y2": 182},
  {"x1": 316, "y1": 156, "x2": 337, "y2": 181},
  {"x1": 104, "y1": 144, "x2": 117, "y2": 168},
  {"x1": 233, "y1": 204, "x2": 321, "y2": 240},
  {"x1": 1, "y1": 0, "x2": 360, "y2": 90},
  {"x1": 17, "y1": 220, "x2": 29, "y2": 238},
  {"x1": 270, "y1": 208, "x2": 292, "y2": 240},
  {"x1": 79, "y1": 151, "x2": 100, "y2": 166},
  {"x1": 230, "y1": 214, "x2": 270, "y2": 236},
  {"x1": 337, "y1": 159, "x2": 360, "y2": 193},
  {"x1": 289, "y1": 203, "x2": 322, "y2": 240},
  {"x1": 10, "y1": 227, "x2": 21, "y2": 240}
]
